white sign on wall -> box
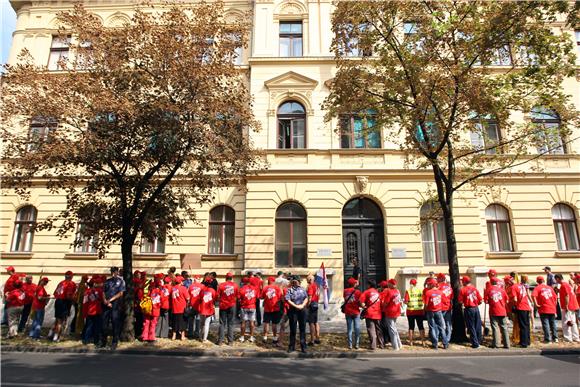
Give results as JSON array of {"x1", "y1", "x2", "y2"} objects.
[
  {"x1": 391, "y1": 247, "x2": 407, "y2": 258},
  {"x1": 317, "y1": 248, "x2": 333, "y2": 257}
]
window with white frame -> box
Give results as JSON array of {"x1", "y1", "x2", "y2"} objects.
[
  {"x1": 279, "y1": 21, "x2": 303, "y2": 57},
  {"x1": 47, "y1": 35, "x2": 71, "y2": 70},
  {"x1": 11, "y1": 206, "x2": 37, "y2": 252},
  {"x1": 485, "y1": 204, "x2": 514, "y2": 252},
  {"x1": 531, "y1": 107, "x2": 565, "y2": 155},
  {"x1": 74, "y1": 221, "x2": 98, "y2": 253},
  {"x1": 552, "y1": 203, "x2": 580, "y2": 251},
  {"x1": 141, "y1": 225, "x2": 166, "y2": 254},
  {"x1": 420, "y1": 202, "x2": 448, "y2": 265},
  {"x1": 208, "y1": 206, "x2": 235, "y2": 254},
  {"x1": 28, "y1": 117, "x2": 58, "y2": 151},
  {"x1": 469, "y1": 115, "x2": 501, "y2": 155}
]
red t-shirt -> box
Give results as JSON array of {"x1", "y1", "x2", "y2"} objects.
[
  {"x1": 343, "y1": 288, "x2": 361, "y2": 316},
  {"x1": 423, "y1": 288, "x2": 444, "y2": 312},
  {"x1": 559, "y1": 282, "x2": 580, "y2": 311},
  {"x1": 532, "y1": 284, "x2": 557, "y2": 315},
  {"x1": 381, "y1": 288, "x2": 402, "y2": 318},
  {"x1": 438, "y1": 282, "x2": 453, "y2": 311},
  {"x1": 485, "y1": 285, "x2": 508, "y2": 317},
  {"x1": 199, "y1": 287, "x2": 217, "y2": 316},
  {"x1": 3, "y1": 274, "x2": 19, "y2": 296},
  {"x1": 189, "y1": 282, "x2": 205, "y2": 312},
  {"x1": 54, "y1": 280, "x2": 77, "y2": 301},
  {"x1": 575, "y1": 285, "x2": 580, "y2": 310},
  {"x1": 83, "y1": 287, "x2": 104, "y2": 316},
  {"x1": 261, "y1": 285, "x2": 283, "y2": 313},
  {"x1": 171, "y1": 284, "x2": 189, "y2": 314},
  {"x1": 32, "y1": 285, "x2": 49, "y2": 310},
  {"x1": 250, "y1": 277, "x2": 263, "y2": 293},
  {"x1": 6, "y1": 288, "x2": 26, "y2": 308},
  {"x1": 133, "y1": 279, "x2": 145, "y2": 308},
  {"x1": 307, "y1": 283, "x2": 320, "y2": 303},
  {"x1": 360, "y1": 288, "x2": 381, "y2": 320},
  {"x1": 161, "y1": 284, "x2": 171, "y2": 310},
  {"x1": 239, "y1": 284, "x2": 257, "y2": 309},
  {"x1": 511, "y1": 283, "x2": 532, "y2": 311},
  {"x1": 458, "y1": 285, "x2": 482, "y2": 308},
  {"x1": 150, "y1": 287, "x2": 162, "y2": 317},
  {"x1": 218, "y1": 281, "x2": 238, "y2": 310},
  {"x1": 21, "y1": 282, "x2": 37, "y2": 305}
]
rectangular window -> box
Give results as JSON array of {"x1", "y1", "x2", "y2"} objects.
[
  {"x1": 470, "y1": 119, "x2": 500, "y2": 155},
  {"x1": 340, "y1": 115, "x2": 380, "y2": 149},
  {"x1": 74, "y1": 223, "x2": 97, "y2": 254},
  {"x1": 48, "y1": 36, "x2": 71, "y2": 70},
  {"x1": 28, "y1": 117, "x2": 58, "y2": 151},
  {"x1": 278, "y1": 118, "x2": 305, "y2": 149},
  {"x1": 536, "y1": 123, "x2": 565, "y2": 155},
  {"x1": 279, "y1": 21, "x2": 303, "y2": 57},
  {"x1": 490, "y1": 45, "x2": 512, "y2": 66},
  {"x1": 575, "y1": 30, "x2": 580, "y2": 54}
]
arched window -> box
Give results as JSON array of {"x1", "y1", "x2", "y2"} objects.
[
  {"x1": 75, "y1": 220, "x2": 98, "y2": 254},
  {"x1": 552, "y1": 204, "x2": 580, "y2": 251},
  {"x1": 420, "y1": 202, "x2": 447, "y2": 265},
  {"x1": 208, "y1": 206, "x2": 235, "y2": 254},
  {"x1": 485, "y1": 204, "x2": 514, "y2": 252},
  {"x1": 278, "y1": 101, "x2": 306, "y2": 149},
  {"x1": 11, "y1": 206, "x2": 37, "y2": 252},
  {"x1": 531, "y1": 107, "x2": 565, "y2": 155},
  {"x1": 275, "y1": 202, "x2": 307, "y2": 267}
]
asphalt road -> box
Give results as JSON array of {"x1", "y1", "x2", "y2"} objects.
[{"x1": 1, "y1": 352, "x2": 579, "y2": 387}]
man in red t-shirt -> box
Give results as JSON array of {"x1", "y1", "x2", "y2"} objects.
[
  {"x1": 18, "y1": 275, "x2": 37, "y2": 333},
  {"x1": 188, "y1": 275, "x2": 205, "y2": 339},
  {"x1": 2, "y1": 266, "x2": 19, "y2": 326},
  {"x1": 239, "y1": 277, "x2": 257, "y2": 342},
  {"x1": 155, "y1": 275, "x2": 171, "y2": 339},
  {"x1": 423, "y1": 278, "x2": 448, "y2": 349},
  {"x1": 511, "y1": 276, "x2": 533, "y2": 347},
  {"x1": 217, "y1": 272, "x2": 238, "y2": 345},
  {"x1": 29, "y1": 277, "x2": 50, "y2": 339},
  {"x1": 437, "y1": 273, "x2": 453, "y2": 344},
  {"x1": 532, "y1": 276, "x2": 558, "y2": 343},
  {"x1": 261, "y1": 276, "x2": 283, "y2": 345},
  {"x1": 359, "y1": 280, "x2": 383, "y2": 350},
  {"x1": 485, "y1": 277, "x2": 509, "y2": 348},
  {"x1": 51, "y1": 271, "x2": 77, "y2": 342},
  {"x1": 555, "y1": 274, "x2": 580, "y2": 342},
  {"x1": 458, "y1": 276, "x2": 482, "y2": 348},
  {"x1": 343, "y1": 277, "x2": 361, "y2": 349},
  {"x1": 142, "y1": 278, "x2": 163, "y2": 342},
  {"x1": 82, "y1": 276, "x2": 106, "y2": 345},
  {"x1": 381, "y1": 279, "x2": 402, "y2": 350},
  {"x1": 250, "y1": 272, "x2": 264, "y2": 327},
  {"x1": 199, "y1": 285, "x2": 217, "y2": 343},
  {"x1": 6, "y1": 280, "x2": 26, "y2": 338},
  {"x1": 170, "y1": 276, "x2": 190, "y2": 341},
  {"x1": 306, "y1": 274, "x2": 321, "y2": 345}
]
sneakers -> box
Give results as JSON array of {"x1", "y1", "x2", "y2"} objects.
[
  {"x1": 314, "y1": 339, "x2": 321, "y2": 345},
  {"x1": 52, "y1": 334, "x2": 59, "y2": 342},
  {"x1": 249, "y1": 336, "x2": 256, "y2": 343},
  {"x1": 263, "y1": 336, "x2": 268, "y2": 342},
  {"x1": 239, "y1": 336, "x2": 245, "y2": 343},
  {"x1": 554, "y1": 338, "x2": 559, "y2": 343}
]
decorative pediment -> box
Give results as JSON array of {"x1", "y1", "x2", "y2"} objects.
[{"x1": 264, "y1": 71, "x2": 318, "y2": 90}]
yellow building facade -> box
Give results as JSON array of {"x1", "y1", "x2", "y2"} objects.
[{"x1": 2, "y1": 1, "x2": 580, "y2": 312}]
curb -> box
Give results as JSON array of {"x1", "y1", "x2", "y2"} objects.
[{"x1": 2, "y1": 345, "x2": 579, "y2": 359}]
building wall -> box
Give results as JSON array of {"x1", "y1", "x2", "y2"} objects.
[{"x1": 2, "y1": 0, "x2": 580, "y2": 302}]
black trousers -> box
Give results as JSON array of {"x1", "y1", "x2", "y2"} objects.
[
  {"x1": 256, "y1": 298, "x2": 262, "y2": 326},
  {"x1": 287, "y1": 308, "x2": 307, "y2": 351},
  {"x1": 83, "y1": 315, "x2": 103, "y2": 345},
  {"x1": 134, "y1": 309, "x2": 143, "y2": 338},
  {"x1": 219, "y1": 307, "x2": 235, "y2": 344},
  {"x1": 464, "y1": 307, "x2": 483, "y2": 348},
  {"x1": 18, "y1": 303, "x2": 32, "y2": 332},
  {"x1": 101, "y1": 302, "x2": 122, "y2": 346},
  {"x1": 517, "y1": 310, "x2": 531, "y2": 347}
]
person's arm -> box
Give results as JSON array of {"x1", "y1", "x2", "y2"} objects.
[{"x1": 108, "y1": 290, "x2": 124, "y2": 303}]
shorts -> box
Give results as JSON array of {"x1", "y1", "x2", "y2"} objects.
[
  {"x1": 307, "y1": 303, "x2": 319, "y2": 324},
  {"x1": 241, "y1": 308, "x2": 256, "y2": 322},
  {"x1": 407, "y1": 314, "x2": 425, "y2": 331},
  {"x1": 263, "y1": 310, "x2": 283, "y2": 324},
  {"x1": 54, "y1": 299, "x2": 72, "y2": 320},
  {"x1": 171, "y1": 313, "x2": 186, "y2": 332}
]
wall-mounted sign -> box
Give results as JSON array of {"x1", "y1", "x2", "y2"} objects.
[
  {"x1": 391, "y1": 247, "x2": 407, "y2": 258},
  {"x1": 317, "y1": 248, "x2": 333, "y2": 257}
]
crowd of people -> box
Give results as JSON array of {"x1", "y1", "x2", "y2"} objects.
[{"x1": 2, "y1": 264, "x2": 580, "y2": 353}]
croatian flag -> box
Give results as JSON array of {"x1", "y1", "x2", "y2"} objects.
[{"x1": 314, "y1": 262, "x2": 330, "y2": 310}]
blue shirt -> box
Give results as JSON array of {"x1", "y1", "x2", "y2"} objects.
[
  {"x1": 104, "y1": 276, "x2": 126, "y2": 300},
  {"x1": 285, "y1": 286, "x2": 308, "y2": 305},
  {"x1": 183, "y1": 279, "x2": 192, "y2": 288}
]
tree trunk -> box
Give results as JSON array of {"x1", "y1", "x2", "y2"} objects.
[{"x1": 120, "y1": 236, "x2": 135, "y2": 342}]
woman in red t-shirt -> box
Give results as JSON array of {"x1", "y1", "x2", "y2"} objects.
[
  {"x1": 343, "y1": 277, "x2": 361, "y2": 349},
  {"x1": 29, "y1": 277, "x2": 51, "y2": 339},
  {"x1": 170, "y1": 276, "x2": 190, "y2": 341},
  {"x1": 6, "y1": 280, "x2": 26, "y2": 338},
  {"x1": 155, "y1": 276, "x2": 171, "y2": 339},
  {"x1": 199, "y1": 287, "x2": 217, "y2": 343},
  {"x1": 381, "y1": 279, "x2": 402, "y2": 350},
  {"x1": 82, "y1": 277, "x2": 106, "y2": 345},
  {"x1": 142, "y1": 279, "x2": 163, "y2": 342},
  {"x1": 359, "y1": 280, "x2": 383, "y2": 350}
]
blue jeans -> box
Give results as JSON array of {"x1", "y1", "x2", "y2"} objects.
[
  {"x1": 346, "y1": 315, "x2": 361, "y2": 348},
  {"x1": 442, "y1": 309, "x2": 452, "y2": 343},
  {"x1": 540, "y1": 313, "x2": 557, "y2": 342},
  {"x1": 426, "y1": 311, "x2": 447, "y2": 348},
  {"x1": 84, "y1": 315, "x2": 103, "y2": 345},
  {"x1": 29, "y1": 309, "x2": 45, "y2": 339},
  {"x1": 464, "y1": 306, "x2": 483, "y2": 348}
]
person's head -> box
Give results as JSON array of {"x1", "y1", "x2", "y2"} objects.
[
  {"x1": 133, "y1": 270, "x2": 141, "y2": 279},
  {"x1": 461, "y1": 276, "x2": 471, "y2": 286},
  {"x1": 488, "y1": 269, "x2": 497, "y2": 279},
  {"x1": 81, "y1": 274, "x2": 89, "y2": 284},
  {"x1": 242, "y1": 276, "x2": 250, "y2": 285},
  {"x1": 254, "y1": 271, "x2": 261, "y2": 278},
  {"x1": 267, "y1": 276, "x2": 276, "y2": 285},
  {"x1": 193, "y1": 274, "x2": 201, "y2": 283},
  {"x1": 277, "y1": 270, "x2": 284, "y2": 277},
  {"x1": 543, "y1": 266, "x2": 551, "y2": 274},
  {"x1": 554, "y1": 274, "x2": 564, "y2": 284},
  {"x1": 504, "y1": 275, "x2": 514, "y2": 285},
  {"x1": 387, "y1": 278, "x2": 397, "y2": 289},
  {"x1": 351, "y1": 257, "x2": 358, "y2": 266},
  {"x1": 6, "y1": 266, "x2": 15, "y2": 275},
  {"x1": 306, "y1": 274, "x2": 314, "y2": 284},
  {"x1": 211, "y1": 272, "x2": 217, "y2": 279},
  {"x1": 367, "y1": 279, "x2": 377, "y2": 289},
  {"x1": 410, "y1": 278, "x2": 417, "y2": 287},
  {"x1": 426, "y1": 278, "x2": 437, "y2": 289},
  {"x1": 247, "y1": 271, "x2": 254, "y2": 278},
  {"x1": 347, "y1": 277, "x2": 358, "y2": 288},
  {"x1": 536, "y1": 276, "x2": 544, "y2": 284},
  {"x1": 226, "y1": 272, "x2": 233, "y2": 281},
  {"x1": 574, "y1": 274, "x2": 580, "y2": 284},
  {"x1": 110, "y1": 266, "x2": 120, "y2": 277},
  {"x1": 291, "y1": 275, "x2": 301, "y2": 287},
  {"x1": 520, "y1": 275, "x2": 528, "y2": 284},
  {"x1": 428, "y1": 271, "x2": 435, "y2": 278},
  {"x1": 93, "y1": 276, "x2": 104, "y2": 288},
  {"x1": 13, "y1": 280, "x2": 23, "y2": 289},
  {"x1": 164, "y1": 277, "x2": 172, "y2": 284},
  {"x1": 39, "y1": 277, "x2": 50, "y2": 286},
  {"x1": 65, "y1": 270, "x2": 74, "y2": 280},
  {"x1": 24, "y1": 275, "x2": 33, "y2": 284},
  {"x1": 490, "y1": 277, "x2": 499, "y2": 286},
  {"x1": 175, "y1": 275, "x2": 184, "y2": 285},
  {"x1": 181, "y1": 271, "x2": 189, "y2": 278},
  {"x1": 436, "y1": 273, "x2": 446, "y2": 283},
  {"x1": 168, "y1": 267, "x2": 176, "y2": 274}
]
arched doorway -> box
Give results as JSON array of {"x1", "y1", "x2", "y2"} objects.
[{"x1": 342, "y1": 197, "x2": 386, "y2": 290}]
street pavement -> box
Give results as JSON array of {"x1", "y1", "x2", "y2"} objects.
[{"x1": 1, "y1": 352, "x2": 579, "y2": 387}]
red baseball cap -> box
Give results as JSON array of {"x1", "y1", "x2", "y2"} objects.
[
  {"x1": 226, "y1": 272, "x2": 234, "y2": 278},
  {"x1": 40, "y1": 277, "x2": 50, "y2": 282},
  {"x1": 410, "y1": 279, "x2": 417, "y2": 285},
  {"x1": 6, "y1": 266, "x2": 15, "y2": 272},
  {"x1": 65, "y1": 270, "x2": 73, "y2": 276},
  {"x1": 379, "y1": 280, "x2": 388, "y2": 288},
  {"x1": 426, "y1": 278, "x2": 437, "y2": 286},
  {"x1": 536, "y1": 276, "x2": 544, "y2": 283},
  {"x1": 193, "y1": 274, "x2": 201, "y2": 279},
  {"x1": 488, "y1": 269, "x2": 497, "y2": 276},
  {"x1": 18, "y1": 273, "x2": 26, "y2": 277},
  {"x1": 154, "y1": 273, "x2": 164, "y2": 279},
  {"x1": 504, "y1": 275, "x2": 513, "y2": 283},
  {"x1": 436, "y1": 273, "x2": 446, "y2": 280},
  {"x1": 175, "y1": 276, "x2": 183, "y2": 283},
  {"x1": 92, "y1": 276, "x2": 104, "y2": 284},
  {"x1": 347, "y1": 277, "x2": 358, "y2": 286},
  {"x1": 242, "y1": 277, "x2": 250, "y2": 284},
  {"x1": 268, "y1": 276, "x2": 276, "y2": 284},
  {"x1": 164, "y1": 277, "x2": 172, "y2": 284},
  {"x1": 461, "y1": 276, "x2": 471, "y2": 283},
  {"x1": 388, "y1": 278, "x2": 397, "y2": 286}
]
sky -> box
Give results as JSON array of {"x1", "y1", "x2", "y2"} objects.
[{"x1": 1, "y1": 0, "x2": 16, "y2": 65}]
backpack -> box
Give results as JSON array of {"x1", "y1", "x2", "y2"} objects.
[{"x1": 140, "y1": 295, "x2": 153, "y2": 315}]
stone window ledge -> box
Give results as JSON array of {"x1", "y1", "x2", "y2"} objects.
[
  {"x1": 486, "y1": 251, "x2": 523, "y2": 259},
  {"x1": 0, "y1": 252, "x2": 33, "y2": 259},
  {"x1": 554, "y1": 250, "x2": 580, "y2": 258},
  {"x1": 201, "y1": 254, "x2": 238, "y2": 261},
  {"x1": 64, "y1": 253, "x2": 99, "y2": 260},
  {"x1": 133, "y1": 253, "x2": 167, "y2": 260}
]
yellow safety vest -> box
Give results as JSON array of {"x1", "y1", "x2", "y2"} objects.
[{"x1": 407, "y1": 287, "x2": 424, "y2": 311}]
